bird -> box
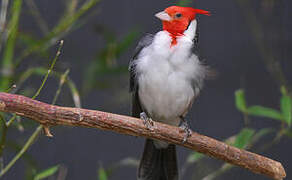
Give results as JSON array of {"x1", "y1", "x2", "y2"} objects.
[{"x1": 129, "y1": 5, "x2": 211, "y2": 180}]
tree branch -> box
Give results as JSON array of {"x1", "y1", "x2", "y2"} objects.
[{"x1": 0, "y1": 92, "x2": 286, "y2": 180}]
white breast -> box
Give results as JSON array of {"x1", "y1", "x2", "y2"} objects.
[{"x1": 135, "y1": 20, "x2": 205, "y2": 126}]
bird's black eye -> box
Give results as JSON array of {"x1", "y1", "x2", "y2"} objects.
[{"x1": 175, "y1": 13, "x2": 182, "y2": 18}]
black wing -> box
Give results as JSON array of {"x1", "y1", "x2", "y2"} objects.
[
  {"x1": 192, "y1": 19, "x2": 200, "y2": 55},
  {"x1": 129, "y1": 34, "x2": 154, "y2": 117}
]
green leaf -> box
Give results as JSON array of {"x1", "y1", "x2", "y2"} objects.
[
  {"x1": 186, "y1": 152, "x2": 204, "y2": 164},
  {"x1": 33, "y1": 165, "x2": 59, "y2": 180},
  {"x1": 98, "y1": 166, "x2": 108, "y2": 180},
  {"x1": 235, "y1": 89, "x2": 247, "y2": 112},
  {"x1": 176, "y1": 0, "x2": 192, "y2": 6},
  {"x1": 280, "y1": 86, "x2": 288, "y2": 96},
  {"x1": 247, "y1": 106, "x2": 283, "y2": 121},
  {"x1": 0, "y1": 0, "x2": 22, "y2": 90},
  {"x1": 233, "y1": 128, "x2": 255, "y2": 149},
  {"x1": 2, "y1": 0, "x2": 22, "y2": 67},
  {"x1": 280, "y1": 95, "x2": 292, "y2": 126}
]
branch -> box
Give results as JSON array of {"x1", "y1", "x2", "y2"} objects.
[{"x1": 0, "y1": 92, "x2": 286, "y2": 180}]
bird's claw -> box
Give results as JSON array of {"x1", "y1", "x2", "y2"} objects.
[
  {"x1": 180, "y1": 118, "x2": 192, "y2": 144},
  {"x1": 182, "y1": 126, "x2": 192, "y2": 143},
  {"x1": 140, "y1": 112, "x2": 154, "y2": 130}
]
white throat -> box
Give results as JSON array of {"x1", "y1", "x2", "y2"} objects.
[{"x1": 183, "y1": 19, "x2": 197, "y2": 41}]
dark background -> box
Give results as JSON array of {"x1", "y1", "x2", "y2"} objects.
[{"x1": 3, "y1": 0, "x2": 292, "y2": 179}]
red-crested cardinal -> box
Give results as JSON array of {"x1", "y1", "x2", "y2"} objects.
[{"x1": 129, "y1": 6, "x2": 211, "y2": 180}]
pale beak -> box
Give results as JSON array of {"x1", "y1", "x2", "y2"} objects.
[{"x1": 155, "y1": 11, "x2": 172, "y2": 21}]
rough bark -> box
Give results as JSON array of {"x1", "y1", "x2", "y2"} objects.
[{"x1": 0, "y1": 92, "x2": 286, "y2": 179}]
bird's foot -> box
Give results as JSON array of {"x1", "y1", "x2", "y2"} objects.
[
  {"x1": 179, "y1": 117, "x2": 192, "y2": 143},
  {"x1": 140, "y1": 112, "x2": 154, "y2": 130}
]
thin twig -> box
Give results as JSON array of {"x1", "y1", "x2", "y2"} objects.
[
  {"x1": 52, "y1": 69, "x2": 70, "y2": 105},
  {"x1": 10, "y1": 67, "x2": 80, "y2": 107},
  {"x1": 0, "y1": 92, "x2": 286, "y2": 180},
  {"x1": 31, "y1": 40, "x2": 64, "y2": 100}
]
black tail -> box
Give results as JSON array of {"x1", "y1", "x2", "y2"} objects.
[{"x1": 138, "y1": 139, "x2": 178, "y2": 180}]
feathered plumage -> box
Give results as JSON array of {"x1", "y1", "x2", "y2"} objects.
[{"x1": 129, "y1": 6, "x2": 210, "y2": 180}]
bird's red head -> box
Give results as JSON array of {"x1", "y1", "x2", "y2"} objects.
[{"x1": 155, "y1": 6, "x2": 210, "y2": 42}]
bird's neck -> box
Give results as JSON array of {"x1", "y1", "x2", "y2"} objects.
[
  {"x1": 183, "y1": 19, "x2": 197, "y2": 40},
  {"x1": 168, "y1": 32, "x2": 183, "y2": 46},
  {"x1": 164, "y1": 19, "x2": 197, "y2": 46}
]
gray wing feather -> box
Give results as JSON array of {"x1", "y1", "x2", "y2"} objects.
[
  {"x1": 129, "y1": 34, "x2": 154, "y2": 92},
  {"x1": 129, "y1": 34, "x2": 154, "y2": 117}
]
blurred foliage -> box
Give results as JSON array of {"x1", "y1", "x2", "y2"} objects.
[
  {"x1": 176, "y1": 0, "x2": 193, "y2": 7},
  {"x1": 0, "y1": 0, "x2": 101, "y2": 92},
  {"x1": 98, "y1": 165, "x2": 108, "y2": 180},
  {"x1": 0, "y1": 38, "x2": 65, "y2": 178},
  {"x1": 235, "y1": 88, "x2": 292, "y2": 127},
  {"x1": 233, "y1": 128, "x2": 255, "y2": 149},
  {"x1": 96, "y1": 158, "x2": 139, "y2": 180},
  {"x1": 0, "y1": 0, "x2": 139, "y2": 178},
  {"x1": 0, "y1": 0, "x2": 99, "y2": 178},
  {"x1": 0, "y1": 0, "x2": 22, "y2": 90},
  {"x1": 83, "y1": 25, "x2": 139, "y2": 94},
  {"x1": 33, "y1": 165, "x2": 59, "y2": 180}
]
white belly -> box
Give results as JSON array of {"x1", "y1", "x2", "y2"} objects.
[{"x1": 138, "y1": 60, "x2": 194, "y2": 126}]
